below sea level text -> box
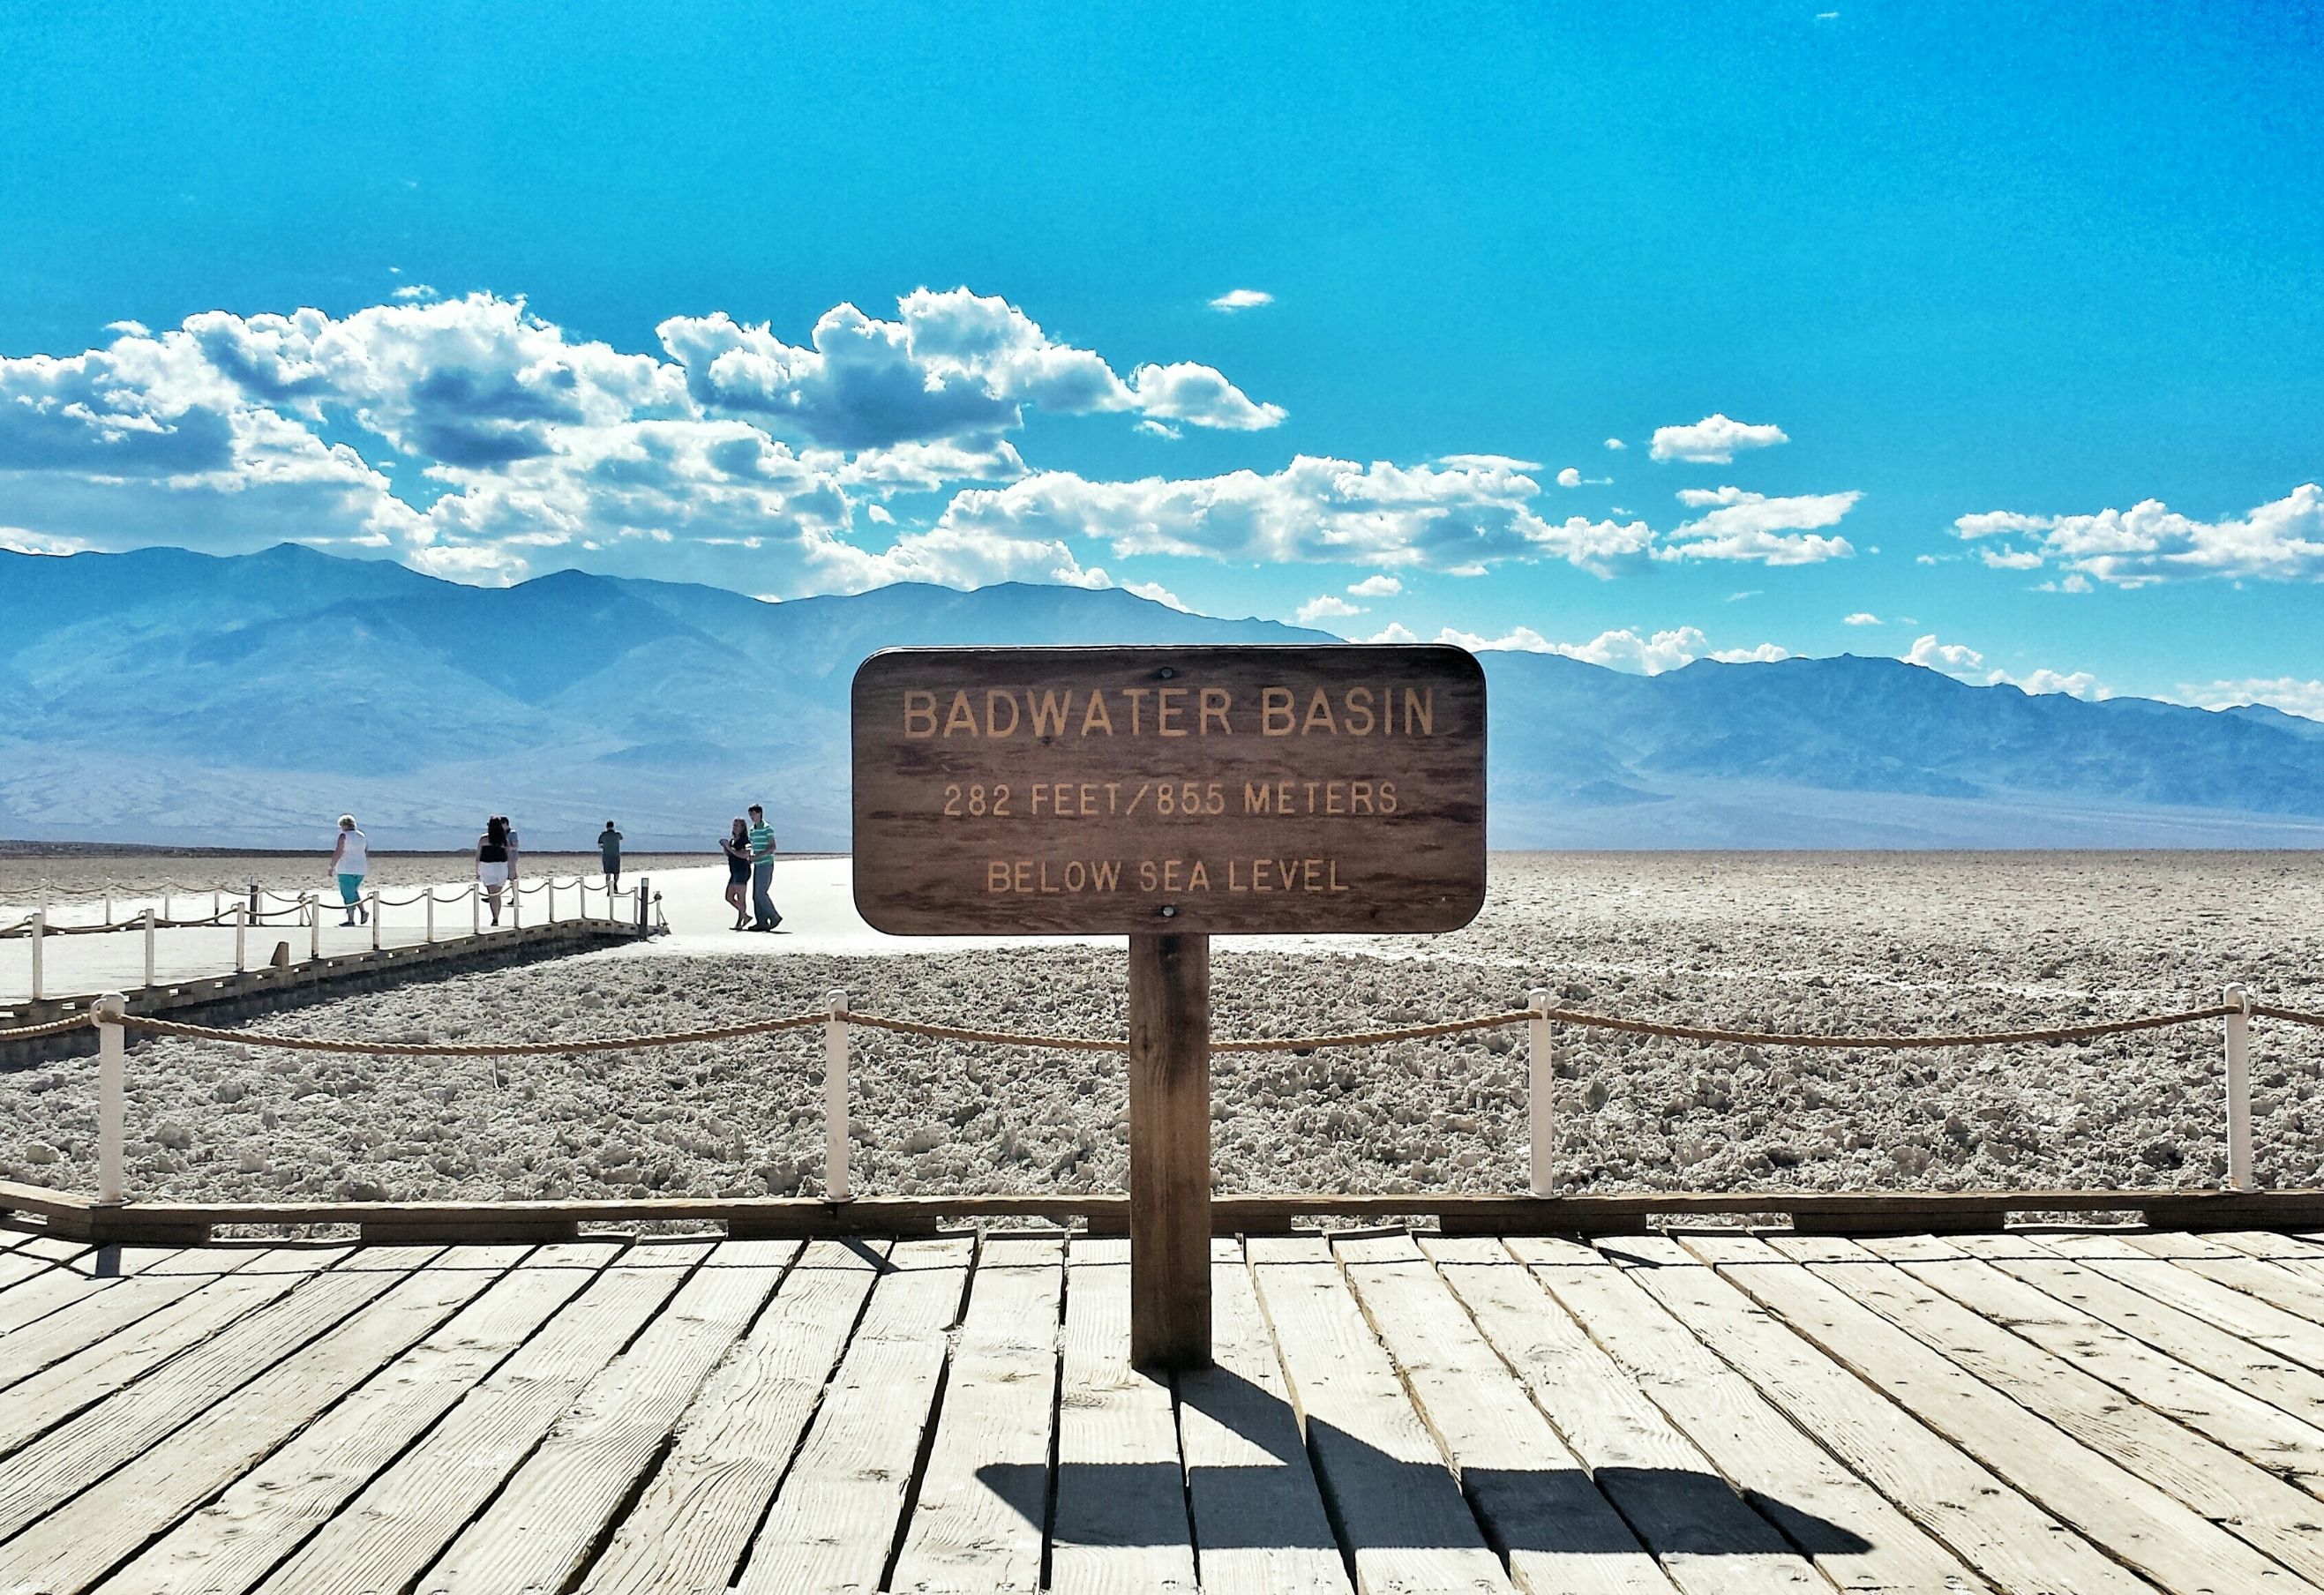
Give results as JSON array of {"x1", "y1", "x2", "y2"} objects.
[{"x1": 986, "y1": 857, "x2": 1351, "y2": 895}]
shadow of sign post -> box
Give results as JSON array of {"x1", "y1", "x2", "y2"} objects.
[{"x1": 853, "y1": 645, "x2": 1489, "y2": 1367}]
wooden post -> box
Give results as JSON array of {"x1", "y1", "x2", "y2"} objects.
[
  {"x1": 306, "y1": 893, "x2": 320, "y2": 962},
  {"x1": 471, "y1": 881, "x2": 481, "y2": 937},
  {"x1": 143, "y1": 908, "x2": 156, "y2": 988},
  {"x1": 161, "y1": 885, "x2": 172, "y2": 925},
  {"x1": 234, "y1": 903, "x2": 247, "y2": 972},
  {"x1": 102, "y1": 887, "x2": 113, "y2": 926},
  {"x1": 371, "y1": 890, "x2": 381, "y2": 952},
  {"x1": 2226, "y1": 983, "x2": 2254, "y2": 1191},
  {"x1": 1528, "y1": 986, "x2": 1556, "y2": 1198},
  {"x1": 1128, "y1": 932, "x2": 1211, "y2": 1369},
  {"x1": 548, "y1": 876, "x2": 558, "y2": 923},
  {"x1": 28, "y1": 910, "x2": 41, "y2": 1001},
  {"x1": 825, "y1": 988, "x2": 851, "y2": 1202},
  {"x1": 95, "y1": 992, "x2": 125, "y2": 1206},
  {"x1": 425, "y1": 887, "x2": 435, "y2": 944}
]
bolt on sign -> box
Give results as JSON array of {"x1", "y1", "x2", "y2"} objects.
[{"x1": 851, "y1": 645, "x2": 1488, "y2": 938}]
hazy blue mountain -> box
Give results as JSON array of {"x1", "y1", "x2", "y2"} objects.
[{"x1": 3, "y1": 543, "x2": 2320, "y2": 849}]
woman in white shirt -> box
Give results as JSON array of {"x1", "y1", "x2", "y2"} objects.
[{"x1": 329, "y1": 814, "x2": 369, "y2": 926}]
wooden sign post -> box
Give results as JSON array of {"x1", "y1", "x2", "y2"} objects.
[{"x1": 853, "y1": 644, "x2": 1487, "y2": 1367}]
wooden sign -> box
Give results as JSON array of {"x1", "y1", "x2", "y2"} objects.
[{"x1": 851, "y1": 644, "x2": 1487, "y2": 937}]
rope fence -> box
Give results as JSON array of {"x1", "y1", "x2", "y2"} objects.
[
  {"x1": 6, "y1": 977, "x2": 2311, "y2": 1209},
  {"x1": 1, "y1": 875, "x2": 648, "y2": 1000}
]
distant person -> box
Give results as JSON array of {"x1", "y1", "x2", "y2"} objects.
[
  {"x1": 328, "y1": 814, "x2": 369, "y2": 927},
  {"x1": 746, "y1": 803, "x2": 781, "y2": 931},
  {"x1": 476, "y1": 814, "x2": 514, "y2": 925},
  {"x1": 597, "y1": 820, "x2": 623, "y2": 889},
  {"x1": 721, "y1": 817, "x2": 753, "y2": 931}
]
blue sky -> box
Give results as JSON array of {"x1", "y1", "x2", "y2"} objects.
[{"x1": 1, "y1": 3, "x2": 2319, "y2": 712}]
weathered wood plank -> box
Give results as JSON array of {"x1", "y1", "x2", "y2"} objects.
[
  {"x1": 1477, "y1": 1236, "x2": 1983, "y2": 1595},
  {"x1": 247, "y1": 1242, "x2": 708, "y2": 1595},
  {"x1": 0, "y1": 1244, "x2": 244, "y2": 1373},
  {"x1": 1851, "y1": 1233, "x2": 2324, "y2": 1494},
  {"x1": 0, "y1": 1246, "x2": 342, "y2": 1458},
  {"x1": 733, "y1": 1235, "x2": 972, "y2": 1595},
  {"x1": 1176, "y1": 1238, "x2": 1349, "y2": 1595},
  {"x1": 1338, "y1": 1234, "x2": 1689, "y2": 1595},
  {"x1": 0, "y1": 1246, "x2": 420, "y2": 1545},
  {"x1": 889, "y1": 1233, "x2": 1067, "y2": 1595},
  {"x1": 0, "y1": 1245, "x2": 522, "y2": 1594},
  {"x1": 421, "y1": 1239, "x2": 795, "y2": 1594},
  {"x1": 1571, "y1": 1234, "x2": 2156, "y2": 1595},
  {"x1": 101, "y1": 1244, "x2": 618, "y2": 1595},
  {"x1": 1248, "y1": 1234, "x2": 1514, "y2": 1595},
  {"x1": 581, "y1": 1239, "x2": 888, "y2": 1595},
  {"x1": 1682, "y1": 1231, "x2": 2310, "y2": 1595},
  {"x1": 2037, "y1": 1231, "x2": 2324, "y2": 1374},
  {"x1": 1050, "y1": 1235, "x2": 1197, "y2": 1593},
  {"x1": 1783, "y1": 1232, "x2": 2324, "y2": 1585},
  {"x1": 1953, "y1": 1232, "x2": 2324, "y2": 1430}
]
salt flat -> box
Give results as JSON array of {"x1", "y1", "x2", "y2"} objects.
[{"x1": 2, "y1": 852, "x2": 2320, "y2": 1208}]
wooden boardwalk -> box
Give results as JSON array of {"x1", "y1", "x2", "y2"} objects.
[{"x1": 7, "y1": 1224, "x2": 2324, "y2": 1591}]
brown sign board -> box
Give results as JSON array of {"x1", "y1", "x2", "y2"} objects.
[{"x1": 851, "y1": 645, "x2": 1487, "y2": 936}]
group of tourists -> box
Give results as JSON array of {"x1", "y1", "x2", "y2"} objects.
[
  {"x1": 325, "y1": 812, "x2": 627, "y2": 928},
  {"x1": 722, "y1": 804, "x2": 783, "y2": 931},
  {"x1": 326, "y1": 809, "x2": 783, "y2": 932}
]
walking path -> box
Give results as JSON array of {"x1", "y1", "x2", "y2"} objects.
[{"x1": 6, "y1": 1221, "x2": 2324, "y2": 1593}]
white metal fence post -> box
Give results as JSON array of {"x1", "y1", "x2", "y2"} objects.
[
  {"x1": 28, "y1": 910, "x2": 42, "y2": 1002},
  {"x1": 471, "y1": 882, "x2": 481, "y2": 937},
  {"x1": 307, "y1": 893, "x2": 320, "y2": 962},
  {"x1": 512, "y1": 881, "x2": 522, "y2": 930},
  {"x1": 102, "y1": 887, "x2": 113, "y2": 926},
  {"x1": 548, "y1": 876, "x2": 557, "y2": 924},
  {"x1": 1529, "y1": 987, "x2": 1555, "y2": 1198},
  {"x1": 161, "y1": 885, "x2": 172, "y2": 925},
  {"x1": 826, "y1": 988, "x2": 851, "y2": 1202},
  {"x1": 95, "y1": 992, "x2": 125, "y2": 1206},
  {"x1": 425, "y1": 887, "x2": 436, "y2": 944},
  {"x1": 234, "y1": 904, "x2": 247, "y2": 972},
  {"x1": 2226, "y1": 982, "x2": 2254, "y2": 1191},
  {"x1": 143, "y1": 908, "x2": 156, "y2": 987},
  {"x1": 371, "y1": 890, "x2": 381, "y2": 952}
]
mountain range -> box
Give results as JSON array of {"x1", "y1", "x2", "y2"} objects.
[{"x1": 4, "y1": 543, "x2": 2321, "y2": 850}]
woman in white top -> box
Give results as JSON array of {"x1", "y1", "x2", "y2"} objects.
[{"x1": 329, "y1": 814, "x2": 370, "y2": 926}]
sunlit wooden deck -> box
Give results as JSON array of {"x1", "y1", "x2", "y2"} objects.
[{"x1": 5, "y1": 1222, "x2": 2324, "y2": 1593}]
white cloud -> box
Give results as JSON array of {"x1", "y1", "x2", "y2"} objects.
[
  {"x1": 1712, "y1": 643, "x2": 1792, "y2": 663},
  {"x1": 1603, "y1": 437, "x2": 1626, "y2": 451},
  {"x1": 1348, "y1": 573, "x2": 1402, "y2": 597},
  {"x1": 1133, "y1": 419, "x2": 1181, "y2": 440},
  {"x1": 1208, "y1": 288, "x2": 1274, "y2": 312},
  {"x1": 1977, "y1": 547, "x2": 2046, "y2": 571},
  {"x1": 1421, "y1": 623, "x2": 1787, "y2": 676},
  {"x1": 1128, "y1": 362, "x2": 1286, "y2": 431},
  {"x1": 1657, "y1": 488, "x2": 1860, "y2": 565},
  {"x1": 1949, "y1": 486, "x2": 2324, "y2": 585},
  {"x1": 1842, "y1": 611, "x2": 1881, "y2": 625},
  {"x1": 1556, "y1": 467, "x2": 1581, "y2": 488},
  {"x1": 2178, "y1": 678, "x2": 2324, "y2": 723},
  {"x1": 1650, "y1": 413, "x2": 1788, "y2": 464},
  {"x1": 1296, "y1": 595, "x2": 1366, "y2": 624},
  {"x1": 933, "y1": 456, "x2": 1653, "y2": 576},
  {"x1": 1367, "y1": 622, "x2": 1421, "y2": 644},
  {"x1": 391, "y1": 284, "x2": 438, "y2": 302},
  {"x1": 1438, "y1": 453, "x2": 1541, "y2": 471},
  {"x1": 1903, "y1": 633, "x2": 2111, "y2": 700},
  {"x1": 1121, "y1": 579, "x2": 1188, "y2": 611}
]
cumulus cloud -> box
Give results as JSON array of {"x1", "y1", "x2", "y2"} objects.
[
  {"x1": 1348, "y1": 573, "x2": 1402, "y2": 597},
  {"x1": 1949, "y1": 486, "x2": 2324, "y2": 586},
  {"x1": 1902, "y1": 633, "x2": 2110, "y2": 700},
  {"x1": 1843, "y1": 611, "x2": 1881, "y2": 625},
  {"x1": 1649, "y1": 413, "x2": 1788, "y2": 464},
  {"x1": 1556, "y1": 468, "x2": 1581, "y2": 488},
  {"x1": 1603, "y1": 437, "x2": 1626, "y2": 451},
  {"x1": 1121, "y1": 579, "x2": 1188, "y2": 611},
  {"x1": 1208, "y1": 288, "x2": 1274, "y2": 312},
  {"x1": 1409, "y1": 623, "x2": 1788, "y2": 676},
  {"x1": 1713, "y1": 642, "x2": 1793, "y2": 663},
  {"x1": 2178, "y1": 678, "x2": 2324, "y2": 723},
  {"x1": 1296, "y1": 594, "x2": 1365, "y2": 625},
  {"x1": 0, "y1": 287, "x2": 1294, "y2": 590},
  {"x1": 933, "y1": 456, "x2": 1654, "y2": 575},
  {"x1": 1438, "y1": 453, "x2": 1541, "y2": 472},
  {"x1": 1656, "y1": 488, "x2": 1860, "y2": 565}
]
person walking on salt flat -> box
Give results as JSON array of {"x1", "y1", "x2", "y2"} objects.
[
  {"x1": 329, "y1": 814, "x2": 369, "y2": 926},
  {"x1": 476, "y1": 814, "x2": 514, "y2": 926},
  {"x1": 746, "y1": 803, "x2": 782, "y2": 932},
  {"x1": 597, "y1": 819, "x2": 623, "y2": 889}
]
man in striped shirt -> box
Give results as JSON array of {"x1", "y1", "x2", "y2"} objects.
[{"x1": 746, "y1": 804, "x2": 781, "y2": 931}]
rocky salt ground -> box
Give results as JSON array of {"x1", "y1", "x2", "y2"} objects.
[{"x1": 4, "y1": 852, "x2": 2322, "y2": 1207}]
